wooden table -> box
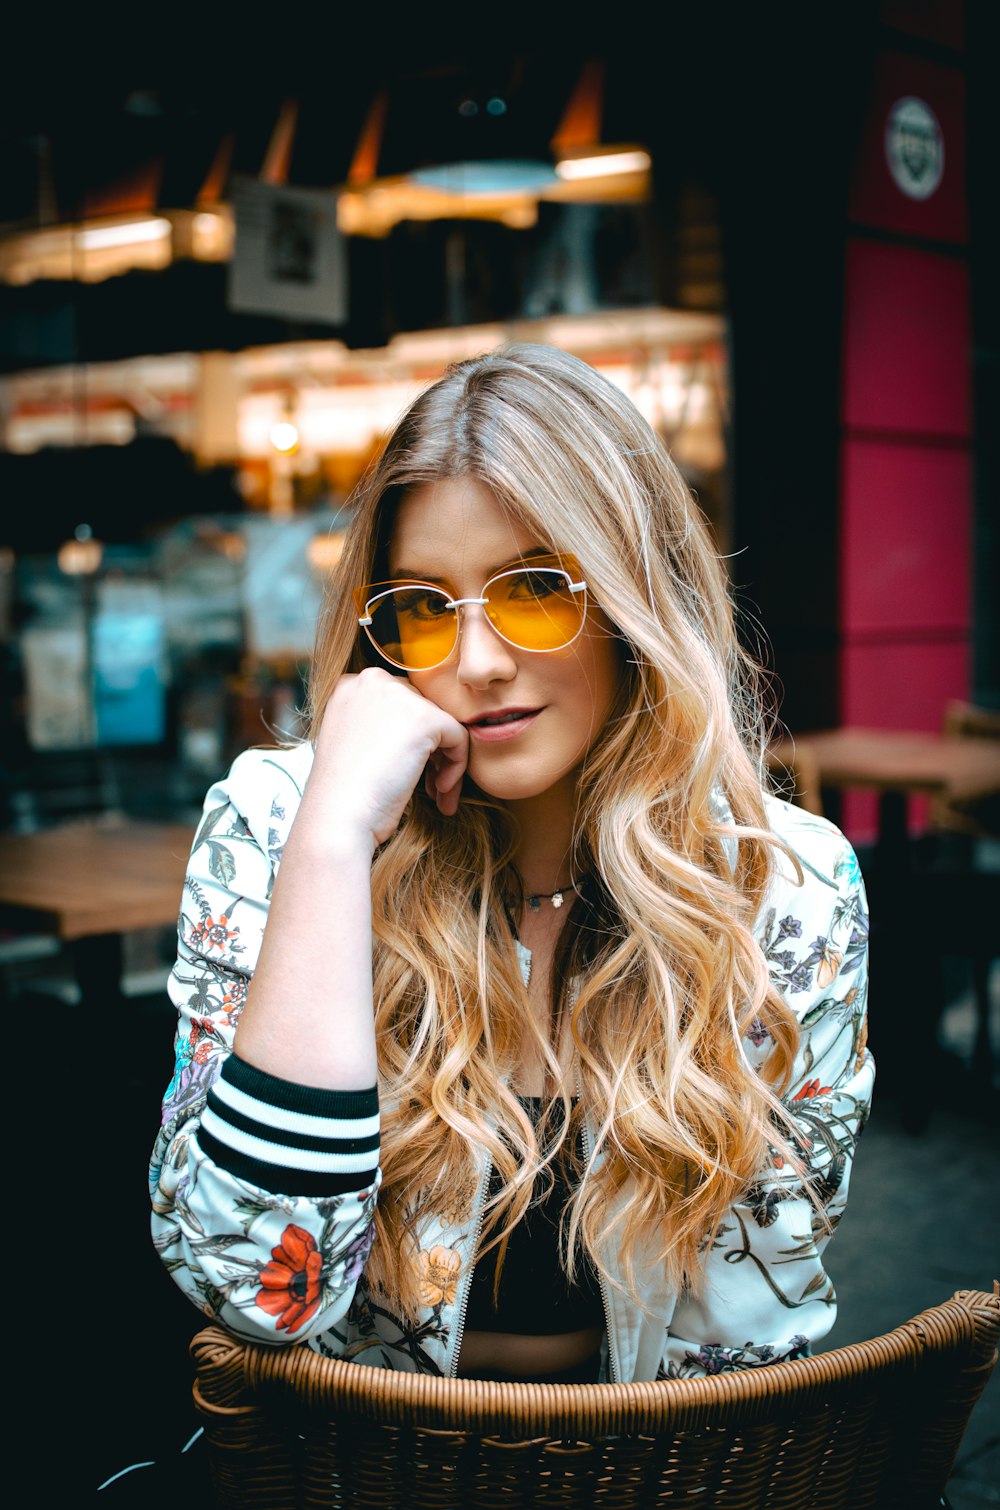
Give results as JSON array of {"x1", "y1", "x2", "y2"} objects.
[
  {"x1": 0, "y1": 817, "x2": 194, "y2": 1007},
  {"x1": 767, "y1": 725, "x2": 1000, "y2": 863},
  {"x1": 767, "y1": 725, "x2": 1000, "y2": 802}
]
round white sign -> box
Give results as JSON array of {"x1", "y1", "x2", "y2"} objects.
[{"x1": 885, "y1": 96, "x2": 944, "y2": 201}]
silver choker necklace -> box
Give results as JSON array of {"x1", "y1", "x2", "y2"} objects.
[{"x1": 526, "y1": 880, "x2": 580, "y2": 912}]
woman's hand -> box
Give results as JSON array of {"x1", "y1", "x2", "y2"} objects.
[{"x1": 305, "y1": 668, "x2": 469, "y2": 852}]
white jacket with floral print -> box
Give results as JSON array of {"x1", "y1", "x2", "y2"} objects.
[{"x1": 150, "y1": 742, "x2": 873, "y2": 1382}]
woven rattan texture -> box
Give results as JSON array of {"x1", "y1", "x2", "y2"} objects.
[{"x1": 191, "y1": 1287, "x2": 999, "y2": 1508}]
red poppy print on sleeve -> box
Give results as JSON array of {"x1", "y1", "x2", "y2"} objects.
[{"x1": 255, "y1": 1223, "x2": 323, "y2": 1333}]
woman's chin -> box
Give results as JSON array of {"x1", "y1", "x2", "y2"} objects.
[{"x1": 465, "y1": 760, "x2": 574, "y2": 807}]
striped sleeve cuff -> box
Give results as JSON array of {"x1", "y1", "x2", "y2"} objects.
[{"x1": 198, "y1": 1053, "x2": 380, "y2": 1197}]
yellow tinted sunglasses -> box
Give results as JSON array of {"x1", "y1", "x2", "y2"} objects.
[{"x1": 354, "y1": 553, "x2": 588, "y2": 672}]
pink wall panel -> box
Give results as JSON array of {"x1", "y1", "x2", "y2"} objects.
[
  {"x1": 841, "y1": 240, "x2": 971, "y2": 437},
  {"x1": 840, "y1": 439, "x2": 971, "y2": 635},
  {"x1": 841, "y1": 638, "x2": 969, "y2": 731},
  {"x1": 839, "y1": 789, "x2": 881, "y2": 848},
  {"x1": 835, "y1": 10, "x2": 972, "y2": 848},
  {"x1": 849, "y1": 50, "x2": 967, "y2": 242}
]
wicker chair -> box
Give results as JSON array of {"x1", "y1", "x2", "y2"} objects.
[{"x1": 191, "y1": 1286, "x2": 999, "y2": 1509}]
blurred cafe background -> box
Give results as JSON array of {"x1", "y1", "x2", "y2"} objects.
[
  {"x1": 1, "y1": 6, "x2": 998, "y2": 1497},
  {"x1": 2, "y1": 10, "x2": 995, "y2": 816}
]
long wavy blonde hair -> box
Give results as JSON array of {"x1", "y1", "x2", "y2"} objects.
[{"x1": 308, "y1": 343, "x2": 803, "y2": 1315}]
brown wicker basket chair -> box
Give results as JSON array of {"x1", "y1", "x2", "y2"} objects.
[{"x1": 191, "y1": 1286, "x2": 999, "y2": 1509}]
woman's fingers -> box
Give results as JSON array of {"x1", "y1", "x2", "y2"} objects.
[
  {"x1": 425, "y1": 734, "x2": 467, "y2": 816},
  {"x1": 311, "y1": 670, "x2": 469, "y2": 846}
]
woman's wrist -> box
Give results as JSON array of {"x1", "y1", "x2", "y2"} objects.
[{"x1": 285, "y1": 795, "x2": 378, "y2": 868}]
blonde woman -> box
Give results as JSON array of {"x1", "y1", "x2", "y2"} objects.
[{"x1": 151, "y1": 344, "x2": 872, "y2": 1384}]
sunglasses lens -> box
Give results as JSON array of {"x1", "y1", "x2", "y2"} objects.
[
  {"x1": 487, "y1": 568, "x2": 585, "y2": 651},
  {"x1": 366, "y1": 587, "x2": 458, "y2": 669}
]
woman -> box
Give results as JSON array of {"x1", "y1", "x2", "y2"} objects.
[{"x1": 151, "y1": 344, "x2": 872, "y2": 1384}]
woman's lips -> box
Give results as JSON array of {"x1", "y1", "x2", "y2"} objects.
[{"x1": 465, "y1": 708, "x2": 541, "y2": 743}]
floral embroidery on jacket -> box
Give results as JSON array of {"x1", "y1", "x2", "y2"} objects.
[{"x1": 415, "y1": 1246, "x2": 462, "y2": 1308}]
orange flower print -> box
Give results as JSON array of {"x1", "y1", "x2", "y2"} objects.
[
  {"x1": 415, "y1": 1245, "x2": 462, "y2": 1308},
  {"x1": 191, "y1": 914, "x2": 239, "y2": 953},
  {"x1": 256, "y1": 1223, "x2": 323, "y2": 1333},
  {"x1": 792, "y1": 1078, "x2": 833, "y2": 1101},
  {"x1": 815, "y1": 946, "x2": 843, "y2": 989},
  {"x1": 221, "y1": 975, "x2": 249, "y2": 1017}
]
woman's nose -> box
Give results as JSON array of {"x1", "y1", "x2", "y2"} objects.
[{"x1": 455, "y1": 604, "x2": 517, "y2": 686}]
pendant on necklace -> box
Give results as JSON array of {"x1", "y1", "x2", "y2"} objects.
[{"x1": 527, "y1": 885, "x2": 571, "y2": 911}]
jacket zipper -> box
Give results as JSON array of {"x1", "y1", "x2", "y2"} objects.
[
  {"x1": 448, "y1": 1154, "x2": 492, "y2": 1378},
  {"x1": 580, "y1": 1108, "x2": 620, "y2": 1382}
]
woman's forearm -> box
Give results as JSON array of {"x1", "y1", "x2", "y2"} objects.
[{"x1": 234, "y1": 817, "x2": 378, "y2": 1089}]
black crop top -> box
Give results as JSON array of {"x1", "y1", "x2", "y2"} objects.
[{"x1": 464, "y1": 1097, "x2": 605, "y2": 1336}]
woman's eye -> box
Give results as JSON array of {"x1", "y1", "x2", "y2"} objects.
[
  {"x1": 505, "y1": 570, "x2": 561, "y2": 600},
  {"x1": 395, "y1": 589, "x2": 452, "y2": 621}
]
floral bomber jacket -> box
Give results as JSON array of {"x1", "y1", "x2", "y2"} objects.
[{"x1": 149, "y1": 742, "x2": 874, "y2": 1383}]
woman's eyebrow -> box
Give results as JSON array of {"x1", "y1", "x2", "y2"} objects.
[{"x1": 390, "y1": 547, "x2": 553, "y2": 584}]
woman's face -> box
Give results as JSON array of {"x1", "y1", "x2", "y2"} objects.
[{"x1": 387, "y1": 477, "x2": 624, "y2": 806}]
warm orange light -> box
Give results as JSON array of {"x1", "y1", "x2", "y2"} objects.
[
  {"x1": 269, "y1": 419, "x2": 300, "y2": 453},
  {"x1": 58, "y1": 526, "x2": 104, "y2": 576},
  {"x1": 307, "y1": 532, "x2": 346, "y2": 572}
]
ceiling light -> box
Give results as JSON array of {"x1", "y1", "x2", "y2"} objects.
[
  {"x1": 76, "y1": 217, "x2": 172, "y2": 251},
  {"x1": 269, "y1": 419, "x2": 300, "y2": 453},
  {"x1": 555, "y1": 149, "x2": 651, "y2": 181}
]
